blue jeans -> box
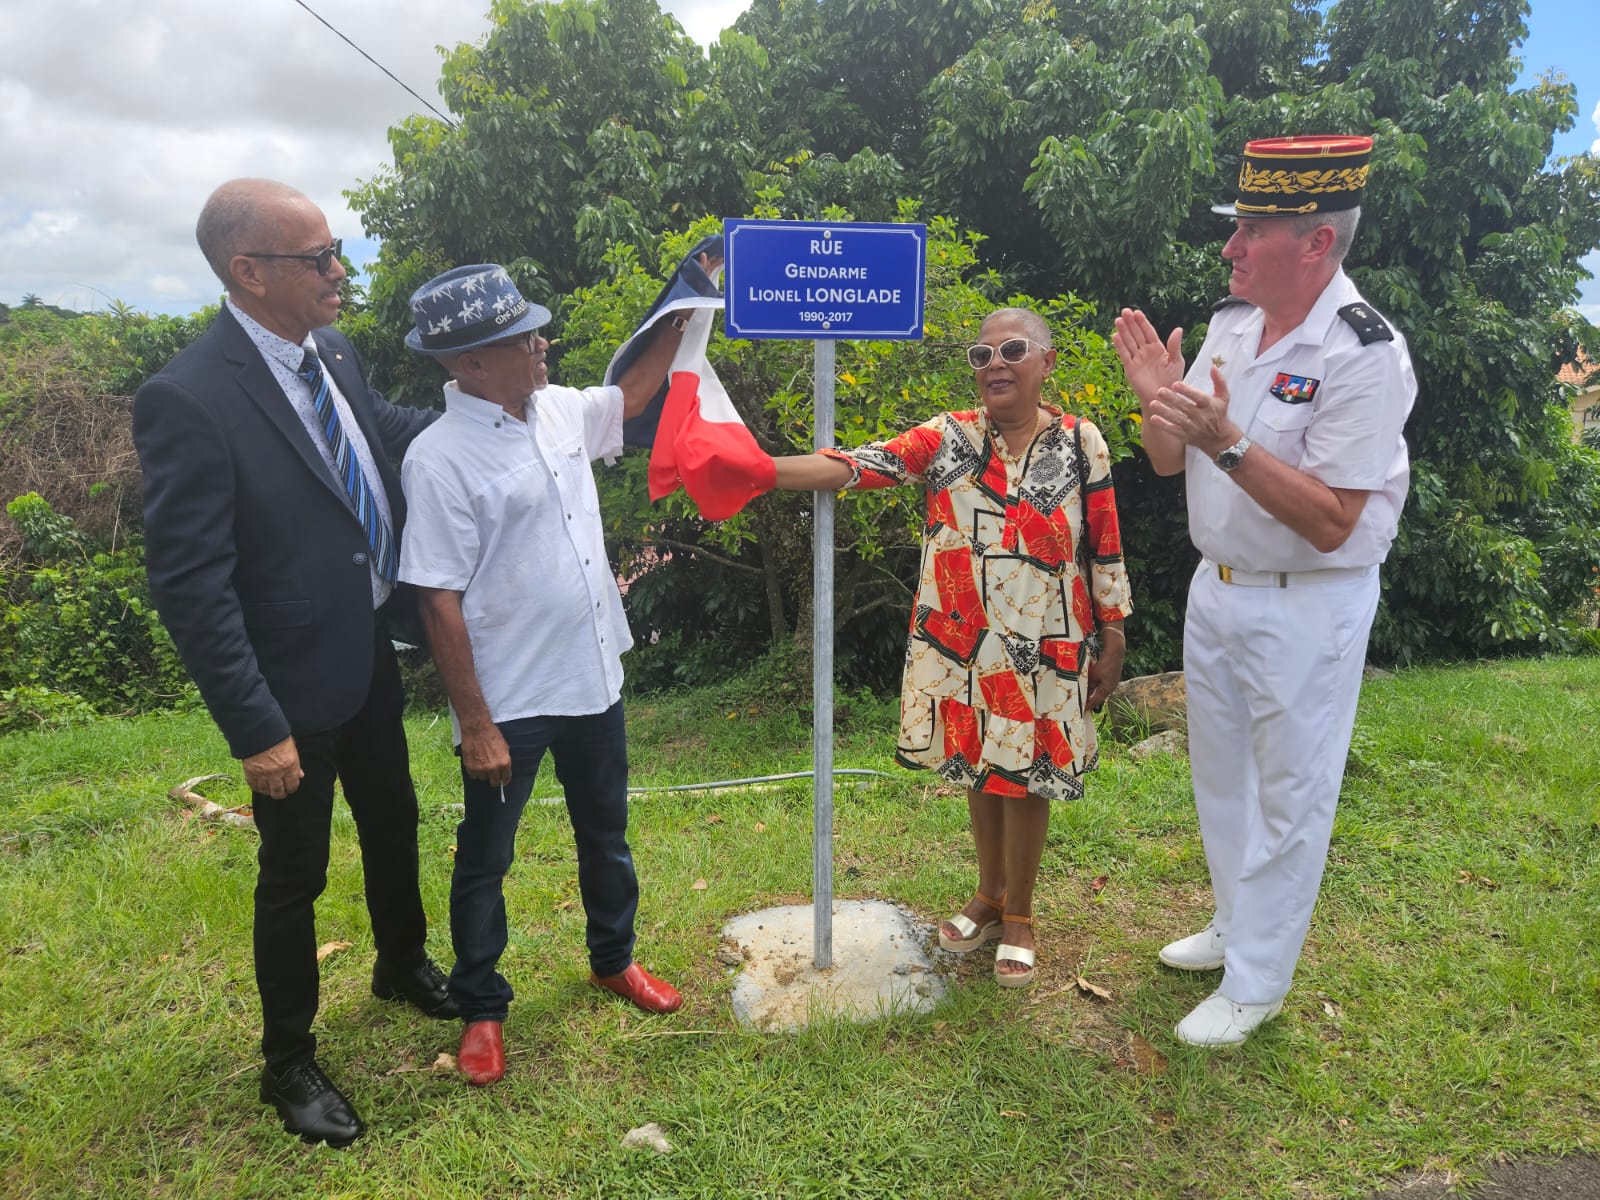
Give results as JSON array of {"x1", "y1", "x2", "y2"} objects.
[{"x1": 448, "y1": 702, "x2": 638, "y2": 1022}]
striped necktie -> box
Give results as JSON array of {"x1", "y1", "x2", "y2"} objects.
[{"x1": 298, "y1": 349, "x2": 397, "y2": 583}]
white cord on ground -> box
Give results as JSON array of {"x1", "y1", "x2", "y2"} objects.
[{"x1": 434, "y1": 768, "x2": 898, "y2": 811}]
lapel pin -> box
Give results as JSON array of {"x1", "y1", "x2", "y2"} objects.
[{"x1": 1211, "y1": 354, "x2": 1226, "y2": 368}]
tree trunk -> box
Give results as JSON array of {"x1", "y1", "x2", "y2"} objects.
[
  {"x1": 756, "y1": 518, "x2": 788, "y2": 648},
  {"x1": 791, "y1": 576, "x2": 814, "y2": 683}
]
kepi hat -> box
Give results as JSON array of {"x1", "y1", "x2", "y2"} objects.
[
  {"x1": 1213, "y1": 134, "x2": 1373, "y2": 218},
  {"x1": 404, "y1": 263, "x2": 552, "y2": 356}
]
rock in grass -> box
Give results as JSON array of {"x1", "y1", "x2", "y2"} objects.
[
  {"x1": 622, "y1": 1123, "x2": 672, "y2": 1154},
  {"x1": 1128, "y1": 728, "x2": 1187, "y2": 761},
  {"x1": 1105, "y1": 672, "x2": 1187, "y2": 735}
]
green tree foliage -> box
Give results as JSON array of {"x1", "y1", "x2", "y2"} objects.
[
  {"x1": 909, "y1": 0, "x2": 1600, "y2": 657},
  {"x1": 346, "y1": 0, "x2": 713, "y2": 404},
  {"x1": 346, "y1": 0, "x2": 1600, "y2": 667},
  {"x1": 0, "y1": 303, "x2": 210, "y2": 722}
]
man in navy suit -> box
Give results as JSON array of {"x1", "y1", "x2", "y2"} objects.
[{"x1": 133, "y1": 178, "x2": 454, "y2": 1147}]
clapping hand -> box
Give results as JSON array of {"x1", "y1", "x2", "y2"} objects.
[
  {"x1": 1112, "y1": 309, "x2": 1185, "y2": 404},
  {"x1": 1149, "y1": 366, "x2": 1241, "y2": 457}
]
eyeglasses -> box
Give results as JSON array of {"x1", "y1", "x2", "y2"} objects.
[
  {"x1": 484, "y1": 331, "x2": 541, "y2": 354},
  {"x1": 966, "y1": 337, "x2": 1049, "y2": 370},
  {"x1": 242, "y1": 238, "x2": 343, "y2": 276}
]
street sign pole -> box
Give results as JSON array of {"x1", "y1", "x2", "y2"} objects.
[
  {"x1": 811, "y1": 339, "x2": 836, "y2": 970},
  {"x1": 721, "y1": 218, "x2": 925, "y2": 974}
]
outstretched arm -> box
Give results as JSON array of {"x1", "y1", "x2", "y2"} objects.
[
  {"x1": 613, "y1": 248, "x2": 725, "y2": 419},
  {"x1": 613, "y1": 320, "x2": 688, "y2": 419},
  {"x1": 773, "y1": 454, "x2": 855, "y2": 491}
]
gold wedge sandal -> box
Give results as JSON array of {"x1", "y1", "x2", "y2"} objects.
[
  {"x1": 994, "y1": 914, "x2": 1037, "y2": 989},
  {"x1": 938, "y1": 890, "x2": 1005, "y2": 953}
]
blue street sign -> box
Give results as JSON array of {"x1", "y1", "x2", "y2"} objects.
[{"x1": 723, "y1": 219, "x2": 926, "y2": 340}]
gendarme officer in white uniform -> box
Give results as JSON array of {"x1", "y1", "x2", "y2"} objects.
[{"x1": 1113, "y1": 135, "x2": 1416, "y2": 1046}]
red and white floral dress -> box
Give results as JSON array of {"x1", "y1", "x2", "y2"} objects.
[{"x1": 822, "y1": 406, "x2": 1133, "y2": 800}]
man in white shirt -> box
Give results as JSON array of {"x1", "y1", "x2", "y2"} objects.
[
  {"x1": 1113, "y1": 136, "x2": 1416, "y2": 1046},
  {"x1": 398, "y1": 262, "x2": 697, "y2": 1086}
]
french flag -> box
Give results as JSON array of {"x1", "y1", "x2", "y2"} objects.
[{"x1": 606, "y1": 236, "x2": 775, "y2": 521}]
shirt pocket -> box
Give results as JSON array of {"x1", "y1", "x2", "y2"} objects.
[
  {"x1": 549, "y1": 434, "x2": 599, "y2": 515},
  {"x1": 1251, "y1": 399, "x2": 1316, "y2": 466}
]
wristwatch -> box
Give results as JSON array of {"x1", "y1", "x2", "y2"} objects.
[{"x1": 1214, "y1": 434, "x2": 1252, "y2": 472}]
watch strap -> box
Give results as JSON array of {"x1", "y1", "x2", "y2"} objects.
[{"x1": 1215, "y1": 434, "x2": 1252, "y2": 471}]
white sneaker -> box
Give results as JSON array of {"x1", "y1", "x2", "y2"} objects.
[
  {"x1": 1158, "y1": 924, "x2": 1225, "y2": 970},
  {"x1": 1174, "y1": 991, "x2": 1283, "y2": 1047}
]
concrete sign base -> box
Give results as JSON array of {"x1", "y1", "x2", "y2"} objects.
[{"x1": 720, "y1": 899, "x2": 947, "y2": 1032}]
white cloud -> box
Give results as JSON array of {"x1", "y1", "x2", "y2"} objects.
[
  {"x1": 667, "y1": 0, "x2": 751, "y2": 45},
  {"x1": 0, "y1": 0, "x2": 749, "y2": 316},
  {"x1": 1591, "y1": 99, "x2": 1600, "y2": 156}
]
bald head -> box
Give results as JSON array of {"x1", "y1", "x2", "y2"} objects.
[{"x1": 196, "y1": 179, "x2": 317, "y2": 291}]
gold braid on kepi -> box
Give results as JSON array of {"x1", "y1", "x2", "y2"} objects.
[{"x1": 1212, "y1": 135, "x2": 1373, "y2": 217}]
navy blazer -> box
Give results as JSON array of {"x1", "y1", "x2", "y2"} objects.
[{"x1": 133, "y1": 307, "x2": 436, "y2": 758}]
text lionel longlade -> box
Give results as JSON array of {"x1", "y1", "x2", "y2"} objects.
[{"x1": 745, "y1": 239, "x2": 904, "y2": 321}]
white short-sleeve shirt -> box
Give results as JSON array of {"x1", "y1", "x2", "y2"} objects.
[
  {"x1": 399, "y1": 381, "x2": 633, "y2": 741},
  {"x1": 1183, "y1": 269, "x2": 1416, "y2": 571}
]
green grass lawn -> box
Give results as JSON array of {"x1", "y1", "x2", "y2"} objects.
[{"x1": 1, "y1": 657, "x2": 1597, "y2": 1199}]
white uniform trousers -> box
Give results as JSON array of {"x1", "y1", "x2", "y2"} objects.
[{"x1": 1182, "y1": 561, "x2": 1380, "y2": 1004}]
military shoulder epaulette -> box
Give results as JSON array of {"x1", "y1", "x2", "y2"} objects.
[
  {"x1": 1213, "y1": 295, "x2": 1252, "y2": 311},
  {"x1": 1336, "y1": 302, "x2": 1394, "y2": 344}
]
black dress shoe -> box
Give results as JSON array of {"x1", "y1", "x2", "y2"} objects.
[
  {"x1": 260, "y1": 1061, "x2": 365, "y2": 1148},
  {"x1": 371, "y1": 954, "x2": 460, "y2": 1019}
]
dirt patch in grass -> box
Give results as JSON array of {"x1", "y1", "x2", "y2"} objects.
[{"x1": 1366, "y1": 1154, "x2": 1600, "y2": 1199}]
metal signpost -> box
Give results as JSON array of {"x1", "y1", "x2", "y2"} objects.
[{"x1": 723, "y1": 219, "x2": 926, "y2": 968}]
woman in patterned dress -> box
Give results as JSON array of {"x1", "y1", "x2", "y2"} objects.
[{"x1": 768, "y1": 307, "x2": 1133, "y2": 988}]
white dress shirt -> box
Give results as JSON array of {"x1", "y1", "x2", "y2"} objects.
[{"x1": 398, "y1": 381, "x2": 633, "y2": 742}]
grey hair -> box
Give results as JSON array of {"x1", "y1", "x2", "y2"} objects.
[
  {"x1": 195, "y1": 179, "x2": 307, "y2": 290},
  {"x1": 980, "y1": 306, "x2": 1052, "y2": 348},
  {"x1": 1284, "y1": 206, "x2": 1361, "y2": 264}
]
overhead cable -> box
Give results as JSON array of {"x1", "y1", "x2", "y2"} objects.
[{"x1": 288, "y1": 0, "x2": 459, "y2": 129}]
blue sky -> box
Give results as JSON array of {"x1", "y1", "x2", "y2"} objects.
[
  {"x1": 1, "y1": 0, "x2": 1596, "y2": 320},
  {"x1": 1513, "y1": 0, "x2": 1600, "y2": 318}
]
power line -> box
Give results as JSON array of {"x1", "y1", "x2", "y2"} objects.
[{"x1": 287, "y1": 0, "x2": 458, "y2": 130}]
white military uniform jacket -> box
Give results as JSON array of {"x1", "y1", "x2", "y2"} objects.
[{"x1": 1183, "y1": 269, "x2": 1415, "y2": 571}]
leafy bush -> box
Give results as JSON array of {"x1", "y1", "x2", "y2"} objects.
[
  {"x1": 0, "y1": 494, "x2": 190, "y2": 730},
  {"x1": 0, "y1": 684, "x2": 100, "y2": 731}
]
